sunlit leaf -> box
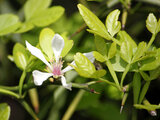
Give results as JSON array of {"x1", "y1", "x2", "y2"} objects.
[
  {"x1": 146, "y1": 13, "x2": 157, "y2": 34},
  {"x1": 13, "y1": 43, "x2": 29, "y2": 70},
  {"x1": 117, "y1": 31, "x2": 137, "y2": 54},
  {"x1": 87, "y1": 29, "x2": 111, "y2": 40},
  {"x1": 157, "y1": 19, "x2": 160, "y2": 33},
  {"x1": 0, "y1": 14, "x2": 21, "y2": 36},
  {"x1": 30, "y1": 6, "x2": 64, "y2": 27},
  {"x1": 94, "y1": 35, "x2": 107, "y2": 55},
  {"x1": 61, "y1": 33, "x2": 73, "y2": 57},
  {"x1": 24, "y1": 0, "x2": 52, "y2": 20},
  {"x1": 39, "y1": 28, "x2": 55, "y2": 60},
  {"x1": 74, "y1": 52, "x2": 96, "y2": 75},
  {"x1": 132, "y1": 42, "x2": 146, "y2": 63},
  {"x1": 140, "y1": 56, "x2": 160, "y2": 71},
  {"x1": 91, "y1": 69, "x2": 106, "y2": 78},
  {"x1": 70, "y1": 65, "x2": 92, "y2": 78},
  {"x1": 120, "y1": 41, "x2": 133, "y2": 63},
  {"x1": 93, "y1": 51, "x2": 106, "y2": 62},
  {"x1": 15, "y1": 22, "x2": 34, "y2": 33},
  {"x1": 106, "y1": 9, "x2": 121, "y2": 37},
  {"x1": 108, "y1": 42, "x2": 116, "y2": 59},
  {"x1": 110, "y1": 53, "x2": 127, "y2": 72},
  {"x1": 78, "y1": 4, "x2": 111, "y2": 40},
  {"x1": 0, "y1": 103, "x2": 10, "y2": 120}
]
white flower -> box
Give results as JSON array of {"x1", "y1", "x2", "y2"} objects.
[{"x1": 26, "y1": 34, "x2": 95, "y2": 90}]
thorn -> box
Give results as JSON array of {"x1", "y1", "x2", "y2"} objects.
[
  {"x1": 96, "y1": 80, "x2": 102, "y2": 83},
  {"x1": 90, "y1": 89, "x2": 100, "y2": 94},
  {"x1": 120, "y1": 105, "x2": 123, "y2": 114}
]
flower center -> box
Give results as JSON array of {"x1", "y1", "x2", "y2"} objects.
[{"x1": 52, "y1": 62, "x2": 62, "y2": 78}]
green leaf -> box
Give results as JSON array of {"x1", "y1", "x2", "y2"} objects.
[
  {"x1": 61, "y1": 33, "x2": 73, "y2": 57},
  {"x1": 120, "y1": 41, "x2": 133, "y2": 63},
  {"x1": 30, "y1": 6, "x2": 64, "y2": 27},
  {"x1": 133, "y1": 73, "x2": 141, "y2": 104},
  {"x1": 106, "y1": 9, "x2": 121, "y2": 37},
  {"x1": 94, "y1": 35, "x2": 107, "y2": 55},
  {"x1": 13, "y1": 43, "x2": 29, "y2": 70},
  {"x1": 149, "y1": 67, "x2": 160, "y2": 80},
  {"x1": 93, "y1": 51, "x2": 106, "y2": 62},
  {"x1": 24, "y1": 0, "x2": 52, "y2": 20},
  {"x1": 132, "y1": 42, "x2": 147, "y2": 63},
  {"x1": 74, "y1": 52, "x2": 96, "y2": 75},
  {"x1": 0, "y1": 14, "x2": 21, "y2": 36},
  {"x1": 15, "y1": 22, "x2": 34, "y2": 33},
  {"x1": 77, "y1": 4, "x2": 111, "y2": 40},
  {"x1": 110, "y1": 52, "x2": 127, "y2": 72},
  {"x1": 108, "y1": 42, "x2": 116, "y2": 59},
  {"x1": 156, "y1": 19, "x2": 160, "y2": 33},
  {"x1": 146, "y1": 13, "x2": 157, "y2": 34},
  {"x1": 87, "y1": 29, "x2": 111, "y2": 40},
  {"x1": 140, "y1": 56, "x2": 160, "y2": 71},
  {"x1": 39, "y1": 28, "x2": 55, "y2": 60},
  {"x1": 140, "y1": 71, "x2": 150, "y2": 81},
  {"x1": 139, "y1": 81, "x2": 150, "y2": 104},
  {"x1": 117, "y1": 31, "x2": 137, "y2": 53},
  {"x1": 91, "y1": 69, "x2": 106, "y2": 78},
  {"x1": 0, "y1": 103, "x2": 10, "y2": 120},
  {"x1": 71, "y1": 66, "x2": 92, "y2": 78}
]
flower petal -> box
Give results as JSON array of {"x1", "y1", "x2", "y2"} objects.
[
  {"x1": 52, "y1": 34, "x2": 64, "y2": 62},
  {"x1": 62, "y1": 61, "x2": 75, "y2": 73},
  {"x1": 26, "y1": 41, "x2": 52, "y2": 70},
  {"x1": 33, "y1": 70, "x2": 53, "y2": 86},
  {"x1": 83, "y1": 52, "x2": 95, "y2": 63},
  {"x1": 61, "y1": 76, "x2": 72, "y2": 90}
]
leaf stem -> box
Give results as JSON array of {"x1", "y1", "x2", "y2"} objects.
[
  {"x1": 0, "y1": 80, "x2": 98, "y2": 92},
  {"x1": 111, "y1": 37, "x2": 121, "y2": 46},
  {"x1": 98, "y1": 78, "x2": 117, "y2": 88},
  {"x1": 106, "y1": 60, "x2": 121, "y2": 91},
  {"x1": 62, "y1": 90, "x2": 85, "y2": 120},
  {"x1": 120, "y1": 63, "x2": 131, "y2": 87},
  {"x1": 19, "y1": 70, "x2": 26, "y2": 97},
  {"x1": 0, "y1": 88, "x2": 20, "y2": 99},
  {"x1": 146, "y1": 34, "x2": 156, "y2": 50},
  {"x1": 20, "y1": 100, "x2": 39, "y2": 120}
]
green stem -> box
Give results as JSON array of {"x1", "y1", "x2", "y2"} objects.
[
  {"x1": 19, "y1": 70, "x2": 26, "y2": 97},
  {"x1": 120, "y1": 63, "x2": 131, "y2": 87},
  {"x1": 20, "y1": 100, "x2": 39, "y2": 120},
  {"x1": 0, "y1": 88, "x2": 20, "y2": 99},
  {"x1": 111, "y1": 37, "x2": 121, "y2": 46},
  {"x1": 62, "y1": 90, "x2": 85, "y2": 120},
  {"x1": 119, "y1": 0, "x2": 128, "y2": 8},
  {"x1": 0, "y1": 80, "x2": 98, "y2": 92},
  {"x1": 98, "y1": 78, "x2": 117, "y2": 88},
  {"x1": 106, "y1": 60, "x2": 121, "y2": 91},
  {"x1": 146, "y1": 34, "x2": 156, "y2": 50}
]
